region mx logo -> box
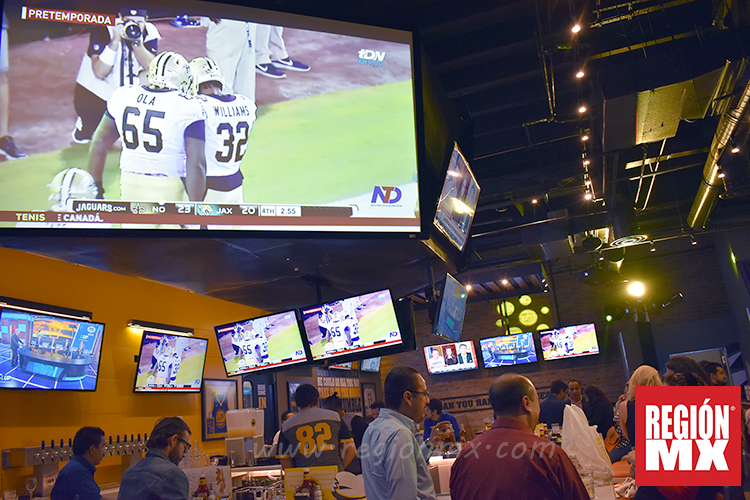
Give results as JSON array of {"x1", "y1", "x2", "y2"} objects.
[
  {"x1": 372, "y1": 186, "x2": 402, "y2": 204},
  {"x1": 636, "y1": 386, "x2": 740, "y2": 486}
]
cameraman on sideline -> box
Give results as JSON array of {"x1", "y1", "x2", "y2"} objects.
[{"x1": 71, "y1": 8, "x2": 159, "y2": 143}]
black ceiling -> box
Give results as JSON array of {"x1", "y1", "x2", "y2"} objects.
[{"x1": 4, "y1": 0, "x2": 750, "y2": 312}]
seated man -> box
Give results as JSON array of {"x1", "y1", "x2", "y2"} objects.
[
  {"x1": 117, "y1": 417, "x2": 191, "y2": 500},
  {"x1": 423, "y1": 398, "x2": 460, "y2": 442},
  {"x1": 449, "y1": 374, "x2": 589, "y2": 500},
  {"x1": 51, "y1": 427, "x2": 106, "y2": 500},
  {"x1": 538, "y1": 379, "x2": 568, "y2": 427}
]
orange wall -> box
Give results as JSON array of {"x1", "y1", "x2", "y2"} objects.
[{"x1": 0, "y1": 248, "x2": 266, "y2": 493}]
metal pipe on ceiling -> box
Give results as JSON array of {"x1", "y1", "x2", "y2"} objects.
[{"x1": 687, "y1": 74, "x2": 750, "y2": 229}]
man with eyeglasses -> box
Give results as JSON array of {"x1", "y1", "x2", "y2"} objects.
[
  {"x1": 117, "y1": 417, "x2": 192, "y2": 500},
  {"x1": 361, "y1": 366, "x2": 447, "y2": 500}
]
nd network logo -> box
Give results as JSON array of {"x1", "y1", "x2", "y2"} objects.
[
  {"x1": 636, "y1": 386, "x2": 741, "y2": 486},
  {"x1": 372, "y1": 186, "x2": 402, "y2": 204},
  {"x1": 358, "y1": 49, "x2": 386, "y2": 66}
]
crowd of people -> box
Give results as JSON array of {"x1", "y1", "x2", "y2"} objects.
[{"x1": 49, "y1": 357, "x2": 736, "y2": 500}]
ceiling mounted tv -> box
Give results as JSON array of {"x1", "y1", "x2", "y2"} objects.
[
  {"x1": 433, "y1": 142, "x2": 480, "y2": 250},
  {"x1": 432, "y1": 273, "x2": 468, "y2": 341},
  {"x1": 215, "y1": 310, "x2": 308, "y2": 376},
  {"x1": 133, "y1": 332, "x2": 208, "y2": 393},
  {"x1": 0, "y1": 307, "x2": 105, "y2": 391},
  {"x1": 480, "y1": 332, "x2": 538, "y2": 368},
  {"x1": 424, "y1": 341, "x2": 477, "y2": 375},
  {"x1": 539, "y1": 323, "x2": 600, "y2": 361},
  {"x1": 360, "y1": 357, "x2": 381, "y2": 372},
  {"x1": 301, "y1": 289, "x2": 409, "y2": 363},
  {"x1": 1, "y1": 0, "x2": 419, "y2": 235}
]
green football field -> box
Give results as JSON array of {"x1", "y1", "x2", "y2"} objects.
[
  {"x1": 224, "y1": 323, "x2": 302, "y2": 373},
  {"x1": 0, "y1": 80, "x2": 417, "y2": 211},
  {"x1": 310, "y1": 302, "x2": 401, "y2": 358},
  {"x1": 573, "y1": 330, "x2": 599, "y2": 354}
]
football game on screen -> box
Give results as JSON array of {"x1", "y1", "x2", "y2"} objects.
[
  {"x1": 539, "y1": 323, "x2": 600, "y2": 361},
  {"x1": 0, "y1": 308, "x2": 104, "y2": 391},
  {"x1": 302, "y1": 290, "x2": 402, "y2": 361},
  {"x1": 133, "y1": 333, "x2": 207, "y2": 392},
  {"x1": 215, "y1": 310, "x2": 307, "y2": 376}
]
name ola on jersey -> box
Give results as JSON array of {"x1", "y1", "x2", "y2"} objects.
[{"x1": 645, "y1": 398, "x2": 729, "y2": 471}]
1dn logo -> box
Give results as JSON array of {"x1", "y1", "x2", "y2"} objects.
[
  {"x1": 636, "y1": 386, "x2": 740, "y2": 486},
  {"x1": 372, "y1": 186, "x2": 402, "y2": 204}
]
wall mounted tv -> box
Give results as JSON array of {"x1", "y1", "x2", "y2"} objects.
[
  {"x1": 424, "y1": 340, "x2": 477, "y2": 375},
  {"x1": 301, "y1": 289, "x2": 413, "y2": 363},
  {"x1": 360, "y1": 357, "x2": 381, "y2": 372},
  {"x1": 539, "y1": 323, "x2": 600, "y2": 361},
  {"x1": 0, "y1": 307, "x2": 105, "y2": 391},
  {"x1": 133, "y1": 332, "x2": 208, "y2": 393},
  {"x1": 480, "y1": 332, "x2": 537, "y2": 368},
  {"x1": 215, "y1": 310, "x2": 308, "y2": 376},
  {"x1": 433, "y1": 142, "x2": 480, "y2": 250},
  {"x1": 0, "y1": 0, "x2": 420, "y2": 235},
  {"x1": 432, "y1": 273, "x2": 468, "y2": 341}
]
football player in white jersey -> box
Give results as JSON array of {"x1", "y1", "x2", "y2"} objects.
[
  {"x1": 168, "y1": 337, "x2": 191, "y2": 386},
  {"x1": 88, "y1": 51, "x2": 207, "y2": 206},
  {"x1": 189, "y1": 56, "x2": 257, "y2": 203},
  {"x1": 147, "y1": 337, "x2": 172, "y2": 386},
  {"x1": 251, "y1": 329, "x2": 270, "y2": 365}
]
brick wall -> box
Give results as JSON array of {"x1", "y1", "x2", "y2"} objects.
[{"x1": 381, "y1": 242, "x2": 738, "y2": 434}]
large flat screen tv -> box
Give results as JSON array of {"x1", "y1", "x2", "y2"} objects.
[
  {"x1": 432, "y1": 273, "x2": 468, "y2": 341},
  {"x1": 133, "y1": 332, "x2": 208, "y2": 392},
  {"x1": 301, "y1": 289, "x2": 406, "y2": 362},
  {"x1": 539, "y1": 323, "x2": 600, "y2": 361},
  {"x1": 424, "y1": 340, "x2": 478, "y2": 375},
  {"x1": 0, "y1": 0, "x2": 419, "y2": 234},
  {"x1": 0, "y1": 307, "x2": 105, "y2": 391},
  {"x1": 480, "y1": 332, "x2": 538, "y2": 368},
  {"x1": 215, "y1": 310, "x2": 308, "y2": 376},
  {"x1": 433, "y1": 143, "x2": 480, "y2": 250}
]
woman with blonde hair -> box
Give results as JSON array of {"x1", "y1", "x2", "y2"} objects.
[{"x1": 619, "y1": 365, "x2": 662, "y2": 441}]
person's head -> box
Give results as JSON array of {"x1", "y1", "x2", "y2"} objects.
[
  {"x1": 370, "y1": 401, "x2": 384, "y2": 419},
  {"x1": 700, "y1": 361, "x2": 727, "y2": 386},
  {"x1": 625, "y1": 365, "x2": 663, "y2": 400},
  {"x1": 489, "y1": 374, "x2": 539, "y2": 430},
  {"x1": 445, "y1": 346, "x2": 455, "y2": 358},
  {"x1": 567, "y1": 379, "x2": 582, "y2": 402},
  {"x1": 583, "y1": 385, "x2": 610, "y2": 405},
  {"x1": 118, "y1": 8, "x2": 147, "y2": 34},
  {"x1": 425, "y1": 399, "x2": 443, "y2": 422},
  {"x1": 281, "y1": 411, "x2": 295, "y2": 424},
  {"x1": 72, "y1": 426, "x2": 105, "y2": 466},
  {"x1": 293, "y1": 384, "x2": 320, "y2": 409},
  {"x1": 459, "y1": 344, "x2": 468, "y2": 355},
  {"x1": 48, "y1": 168, "x2": 99, "y2": 211},
  {"x1": 321, "y1": 392, "x2": 345, "y2": 417},
  {"x1": 432, "y1": 348, "x2": 441, "y2": 358},
  {"x1": 189, "y1": 56, "x2": 225, "y2": 96},
  {"x1": 384, "y1": 366, "x2": 429, "y2": 422},
  {"x1": 146, "y1": 417, "x2": 191, "y2": 465},
  {"x1": 665, "y1": 356, "x2": 709, "y2": 385},
  {"x1": 549, "y1": 380, "x2": 568, "y2": 400},
  {"x1": 147, "y1": 51, "x2": 193, "y2": 93}
]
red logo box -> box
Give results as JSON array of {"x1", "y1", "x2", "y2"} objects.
[{"x1": 636, "y1": 386, "x2": 741, "y2": 486}]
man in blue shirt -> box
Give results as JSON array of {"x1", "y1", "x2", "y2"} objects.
[
  {"x1": 117, "y1": 417, "x2": 191, "y2": 500},
  {"x1": 50, "y1": 426, "x2": 106, "y2": 500},
  {"x1": 538, "y1": 379, "x2": 568, "y2": 427},
  {"x1": 423, "y1": 399, "x2": 460, "y2": 442},
  {"x1": 361, "y1": 366, "x2": 447, "y2": 500}
]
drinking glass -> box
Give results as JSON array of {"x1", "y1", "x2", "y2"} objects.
[{"x1": 25, "y1": 477, "x2": 37, "y2": 499}]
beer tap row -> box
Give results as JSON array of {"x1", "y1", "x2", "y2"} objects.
[{"x1": 2, "y1": 433, "x2": 149, "y2": 468}]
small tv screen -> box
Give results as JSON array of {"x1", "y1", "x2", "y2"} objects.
[
  {"x1": 328, "y1": 362, "x2": 353, "y2": 370},
  {"x1": 432, "y1": 273, "x2": 468, "y2": 341},
  {"x1": 0, "y1": 0, "x2": 419, "y2": 234},
  {"x1": 539, "y1": 323, "x2": 600, "y2": 361},
  {"x1": 433, "y1": 143, "x2": 480, "y2": 250},
  {"x1": 215, "y1": 310, "x2": 307, "y2": 376},
  {"x1": 360, "y1": 357, "x2": 381, "y2": 372},
  {"x1": 133, "y1": 332, "x2": 208, "y2": 392},
  {"x1": 480, "y1": 332, "x2": 537, "y2": 368},
  {"x1": 301, "y1": 289, "x2": 402, "y2": 362},
  {"x1": 423, "y1": 341, "x2": 477, "y2": 375},
  {"x1": 0, "y1": 307, "x2": 104, "y2": 391}
]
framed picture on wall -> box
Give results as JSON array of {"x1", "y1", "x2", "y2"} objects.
[
  {"x1": 202, "y1": 378, "x2": 238, "y2": 441},
  {"x1": 361, "y1": 382, "x2": 377, "y2": 419},
  {"x1": 288, "y1": 381, "x2": 305, "y2": 412}
]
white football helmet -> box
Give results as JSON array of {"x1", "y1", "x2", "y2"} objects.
[
  {"x1": 189, "y1": 56, "x2": 225, "y2": 95},
  {"x1": 48, "y1": 168, "x2": 98, "y2": 211},
  {"x1": 147, "y1": 51, "x2": 192, "y2": 93}
]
